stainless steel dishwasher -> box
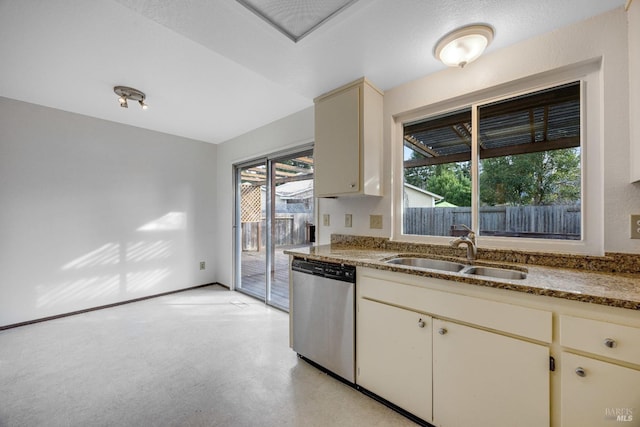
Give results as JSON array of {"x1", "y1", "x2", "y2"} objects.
[{"x1": 291, "y1": 258, "x2": 356, "y2": 383}]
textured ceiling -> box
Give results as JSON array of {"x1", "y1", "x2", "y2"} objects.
[
  {"x1": 236, "y1": 0, "x2": 359, "y2": 41},
  {"x1": 0, "y1": 0, "x2": 626, "y2": 144}
]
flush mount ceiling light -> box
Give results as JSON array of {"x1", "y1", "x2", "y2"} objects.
[
  {"x1": 434, "y1": 24, "x2": 494, "y2": 68},
  {"x1": 237, "y1": 0, "x2": 359, "y2": 42},
  {"x1": 113, "y1": 86, "x2": 148, "y2": 110}
]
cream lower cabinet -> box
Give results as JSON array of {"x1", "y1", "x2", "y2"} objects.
[
  {"x1": 353, "y1": 268, "x2": 640, "y2": 426},
  {"x1": 561, "y1": 352, "x2": 640, "y2": 426},
  {"x1": 432, "y1": 318, "x2": 550, "y2": 427},
  {"x1": 356, "y1": 270, "x2": 552, "y2": 426},
  {"x1": 559, "y1": 315, "x2": 640, "y2": 426},
  {"x1": 356, "y1": 298, "x2": 550, "y2": 426},
  {"x1": 357, "y1": 298, "x2": 433, "y2": 422}
]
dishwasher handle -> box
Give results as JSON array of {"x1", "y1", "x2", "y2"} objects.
[
  {"x1": 291, "y1": 259, "x2": 325, "y2": 275},
  {"x1": 291, "y1": 258, "x2": 356, "y2": 283}
]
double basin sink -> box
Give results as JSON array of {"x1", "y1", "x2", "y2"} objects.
[{"x1": 385, "y1": 257, "x2": 527, "y2": 280}]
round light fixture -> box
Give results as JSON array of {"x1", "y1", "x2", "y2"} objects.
[{"x1": 434, "y1": 24, "x2": 494, "y2": 68}]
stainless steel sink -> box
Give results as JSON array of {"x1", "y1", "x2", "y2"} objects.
[
  {"x1": 463, "y1": 266, "x2": 527, "y2": 280},
  {"x1": 385, "y1": 257, "x2": 466, "y2": 272},
  {"x1": 385, "y1": 257, "x2": 527, "y2": 280}
]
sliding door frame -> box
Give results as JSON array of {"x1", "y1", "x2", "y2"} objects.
[{"x1": 232, "y1": 144, "x2": 314, "y2": 309}]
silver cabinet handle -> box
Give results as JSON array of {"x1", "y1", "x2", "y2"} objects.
[
  {"x1": 438, "y1": 328, "x2": 448, "y2": 335},
  {"x1": 417, "y1": 319, "x2": 426, "y2": 328},
  {"x1": 575, "y1": 367, "x2": 586, "y2": 377},
  {"x1": 604, "y1": 338, "x2": 617, "y2": 348}
]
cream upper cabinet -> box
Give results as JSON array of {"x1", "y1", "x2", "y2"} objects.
[
  {"x1": 432, "y1": 318, "x2": 550, "y2": 427},
  {"x1": 357, "y1": 298, "x2": 432, "y2": 422},
  {"x1": 314, "y1": 78, "x2": 383, "y2": 197}
]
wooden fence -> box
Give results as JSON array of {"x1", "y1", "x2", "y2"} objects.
[
  {"x1": 404, "y1": 205, "x2": 580, "y2": 240},
  {"x1": 242, "y1": 213, "x2": 314, "y2": 251}
]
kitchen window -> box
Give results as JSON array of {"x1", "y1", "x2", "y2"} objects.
[{"x1": 400, "y1": 81, "x2": 584, "y2": 244}]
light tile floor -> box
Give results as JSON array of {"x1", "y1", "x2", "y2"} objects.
[{"x1": 0, "y1": 285, "x2": 417, "y2": 426}]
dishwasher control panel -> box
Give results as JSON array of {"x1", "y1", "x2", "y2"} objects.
[{"x1": 291, "y1": 259, "x2": 356, "y2": 283}]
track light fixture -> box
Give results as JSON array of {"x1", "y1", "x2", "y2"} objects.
[{"x1": 114, "y1": 86, "x2": 148, "y2": 110}]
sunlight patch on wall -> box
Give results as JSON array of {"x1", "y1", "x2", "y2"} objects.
[
  {"x1": 126, "y1": 269, "x2": 171, "y2": 292},
  {"x1": 41, "y1": 211, "x2": 186, "y2": 311},
  {"x1": 137, "y1": 212, "x2": 186, "y2": 231},
  {"x1": 61, "y1": 243, "x2": 120, "y2": 270},
  {"x1": 61, "y1": 241, "x2": 173, "y2": 271},
  {"x1": 127, "y1": 241, "x2": 173, "y2": 262},
  {"x1": 36, "y1": 275, "x2": 120, "y2": 308}
]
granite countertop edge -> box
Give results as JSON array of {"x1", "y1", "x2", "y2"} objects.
[{"x1": 284, "y1": 245, "x2": 640, "y2": 311}]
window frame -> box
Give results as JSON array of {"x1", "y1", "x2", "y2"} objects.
[{"x1": 391, "y1": 65, "x2": 603, "y2": 255}]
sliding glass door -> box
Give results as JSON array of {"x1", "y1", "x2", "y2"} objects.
[
  {"x1": 234, "y1": 149, "x2": 314, "y2": 311},
  {"x1": 235, "y1": 160, "x2": 269, "y2": 301}
]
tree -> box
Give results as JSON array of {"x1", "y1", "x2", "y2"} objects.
[
  {"x1": 425, "y1": 163, "x2": 472, "y2": 206},
  {"x1": 404, "y1": 164, "x2": 434, "y2": 189},
  {"x1": 404, "y1": 153, "x2": 472, "y2": 206},
  {"x1": 479, "y1": 148, "x2": 580, "y2": 206}
]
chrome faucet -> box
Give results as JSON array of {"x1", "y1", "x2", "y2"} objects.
[{"x1": 450, "y1": 224, "x2": 477, "y2": 263}]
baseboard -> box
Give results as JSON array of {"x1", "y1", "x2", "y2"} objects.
[
  {"x1": 0, "y1": 282, "x2": 222, "y2": 331},
  {"x1": 357, "y1": 386, "x2": 433, "y2": 427}
]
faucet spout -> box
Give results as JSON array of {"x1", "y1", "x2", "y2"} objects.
[{"x1": 450, "y1": 230, "x2": 477, "y2": 263}]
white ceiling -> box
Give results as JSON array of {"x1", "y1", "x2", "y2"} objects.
[{"x1": 0, "y1": 0, "x2": 625, "y2": 144}]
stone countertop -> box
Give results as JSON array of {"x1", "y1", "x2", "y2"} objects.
[{"x1": 285, "y1": 244, "x2": 640, "y2": 311}]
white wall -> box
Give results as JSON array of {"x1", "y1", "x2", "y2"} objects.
[
  {"x1": 319, "y1": 7, "x2": 640, "y2": 254},
  {"x1": 214, "y1": 107, "x2": 314, "y2": 287},
  {"x1": 630, "y1": 0, "x2": 640, "y2": 181},
  {"x1": 0, "y1": 97, "x2": 217, "y2": 326},
  {"x1": 213, "y1": 7, "x2": 640, "y2": 286}
]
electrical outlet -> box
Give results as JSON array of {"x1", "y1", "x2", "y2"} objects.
[
  {"x1": 323, "y1": 214, "x2": 330, "y2": 226},
  {"x1": 345, "y1": 214, "x2": 353, "y2": 228},
  {"x1": 199, "y1": 261, "x2": 206, "y2": 270},
  {"x1": 631, "y1": 215, "x2": 640, "y2": 239},
  {"x1": 370, "y1": 214, "x2": 383, "y2": 229}
]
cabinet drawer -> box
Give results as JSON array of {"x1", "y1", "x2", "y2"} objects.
[
  {"x1": 359, "y1": 275, "x2": 552, "y2": 343},
  {"x1": 560, "y1": 315, "x2": 640, "y2": 365}
]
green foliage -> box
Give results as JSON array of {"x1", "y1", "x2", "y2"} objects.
[
  {"x1": 479, "y1": 148, "x2": 580, "y2": 206},
  {"x1": 426, "y1": 164, "x2": 472, "y2": 206},
  {"x1": 404, "y1": 159, "x2": 472, "y2": 207},
  {"x1": 403, "y1": 147, "x2": 581, "y2": 208},
  {"x1": 404, "y1": 165, "x2": 433, "y2": 189},
  {"x1": 279, "y1": 158, "x2": 312, "y2": 170}
]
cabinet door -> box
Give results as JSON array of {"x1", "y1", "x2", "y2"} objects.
[
  {"x1": 433, "y1": 319, "x2": 549, "y2": 427},
  {"x1": 357, "y1": 298, "x2": 432, "y2": 422},
  {"x1": 314, "y1": 85, "x2": 360, "y2": 196},
  {"x1": 561, "y1": 352, "x2": 640, "y2": 426}
]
